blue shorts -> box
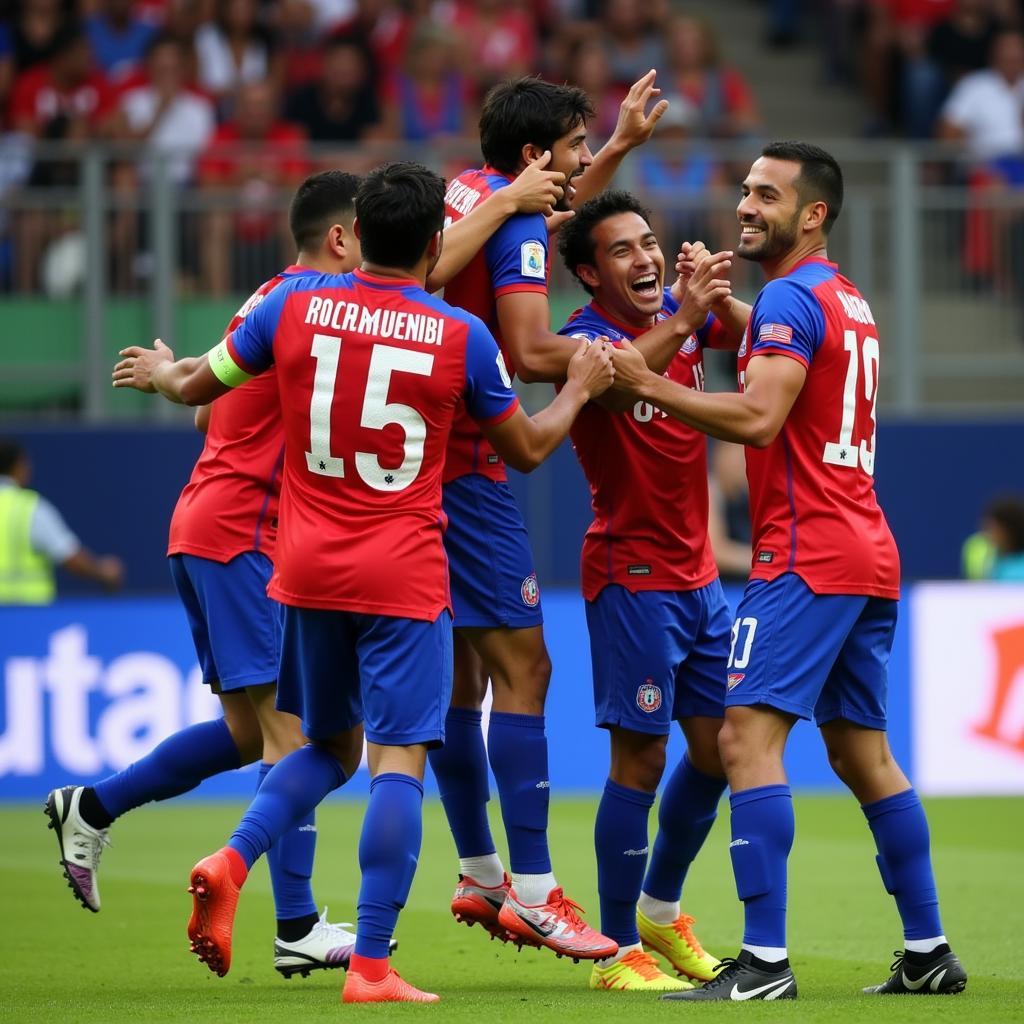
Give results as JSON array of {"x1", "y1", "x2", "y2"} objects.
[
  {"x1": 275, "y1": 607, "x2": 453, "y2": 747},
  {"x1": 724, "y1": 573, "x2": 897, "y2": 729},
  {"x1": 585, "y1": 581, "x2": 730, "y2": 736},
  {"x1": 169, "y1": 551, "x2": 281, "y2": 692},
  {"x1": 442, "y1": 475, "x2": 543, "y2": 629}
]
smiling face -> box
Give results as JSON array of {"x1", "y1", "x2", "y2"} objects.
[
  {"x1": 736, "y1": 156, "x2": 808, "y2": 264},
  {"x1": 578, "y1": 211, "x2": 665, "y2": 326},
  {"x1": 546, "y1": 120, "x2": 594, "y2": 210}
]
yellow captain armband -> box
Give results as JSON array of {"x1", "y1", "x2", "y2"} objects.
[{"x1": 208, "y1": 340, "x2": 253, "y2": 388}]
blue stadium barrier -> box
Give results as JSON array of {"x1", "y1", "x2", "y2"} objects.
[{"x1": 0, "y1": 587, "x2": 911, "y2": 800}]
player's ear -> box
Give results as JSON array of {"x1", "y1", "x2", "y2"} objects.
[
  {"x1": 327, "y1": 223, "x2": 347, "y2": 258},
  {"x1": 805, "y1": 200, "x2": 828, "y2": 232},
  {"x1": 577, "y1": 263, "x2": 600, "y2": 290},
  {"x1": 521, "y1": 142, "x2": 544, "y2": 169},
  {"x1": 353, "y1": 216, "x2": 362, "y2": 240},
  {"x1": 427, "y1": 229, "x2": 443, "y2": 261}
]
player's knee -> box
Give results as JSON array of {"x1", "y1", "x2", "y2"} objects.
[
  {"x1": 611, "y1": 734, "x2": 666, "y2": 793},
  {"x1": 223, "y1": 715, "x2": 263, "y2": 764},
  {"x1": 716, "y1": 717, "x2": 746, "y2": 776}
]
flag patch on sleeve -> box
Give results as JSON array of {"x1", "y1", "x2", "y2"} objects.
[
  {"x1": 758, "y1": 322, "x2": 793, "y2": 344},
  {"x1": 520, "y1": 241, "x2": 545, "y2": 279}
]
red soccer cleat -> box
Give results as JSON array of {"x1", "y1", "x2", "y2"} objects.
[
  {"x1": 498, "y1": 886, "x2": 618, "y2": 962},
  {"x1": 187, "y1": 848, "x2": 245, "y2": 977},
  {"x1": 450, "y1": 873, "x2": 512, "y2": 941},
  {"x1": 342, "y1": 966, "x2": 440, "y2": 1003}
]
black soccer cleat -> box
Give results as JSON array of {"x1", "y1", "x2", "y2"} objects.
[
  {"x1": 660, "y1": 949, "x2": 797, "y2": 1001},
  {"x1": 863, "y1": 946, "x2": 967, "y2": 995}
]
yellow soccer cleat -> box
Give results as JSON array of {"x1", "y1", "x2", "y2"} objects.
[
  {"x1": 589, "y1": 949, "x2": 695, "y2": 992},
  {"x1": 637, "y1": 910, "x2": 721, "y2": 982}
]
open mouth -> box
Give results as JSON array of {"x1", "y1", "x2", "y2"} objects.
[
  {"x1": 740, "y1": 223, "x2": 766, "y2": 241},
  {"x1": 630, "y1": 273, "x2": 660, "y2": 299}
]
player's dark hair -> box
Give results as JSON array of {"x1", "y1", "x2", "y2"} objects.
[
  {"x1": 288, "y1": 170, "x2": 361, "y2": 252},
  {"x1": 0, "y1": 439, "x2": 24, "y2": 477},
  {"x1": 986, "y1": 496, "x2": 1024, "y2": 554},
  {"x1": 480, "y1": 78, "x2": 595, "y2": 175},
  {"x1": 558, "y1": 190, "x2": 654, "y2": 295},
  {"x1": 356, "y1": 162, "x2": 446, "y2": 269},
  {"x1": 761, "y1": 141, "x2": 844, "y2": 234}
]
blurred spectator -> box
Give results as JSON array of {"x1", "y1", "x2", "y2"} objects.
[
  {"x1": 449, "y1": 0, "x2": 537, "y2": 95},
  {"x1": 198, "y1": 79, "x2": 309, "y2": 294},
  {"x1": 284, "y1": 34, "x2": 379, "y2": 141},
  {"x1": 10, "y1": 0, "x2": 66, "y2": 73},
  {"x1": 598, "y1": 0, "x2": 667, "y2": 88},
  {"x1": 664, "y1": 15, "x2": 760, "y2": 139},
  {"x1": 635, "y1": 98, "x2": 728, "y2": 245},
  {"x1": 962, "y1": 495, "x2": 1024, "y2": 580},
  {"x1": 566, "y1": 34, "x2": 625, "y2": 138},
  {"x1": 707, "y1": 440, "x2": 751, "y2": 582},
  {"x1": 0, "y1": 20, "x2": 13, "y2": 121},
  {"x1": 84, "y1": 0, "x2": 158, "y2": 83},
  {"x1": 376, "y1": 21, "x2": 472, "y2": 142},
  {"x1": 0, "y1": 438, "x2": 124, "y2": 603},
  {"x1": 194, "y1": 0, "x2": 281, "y2": 113},
  {"x1": 766, "y1": 0, "x2": 805, "y2": 48}
]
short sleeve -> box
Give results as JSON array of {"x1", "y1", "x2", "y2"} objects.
[
  {"x1": 485, "y1": 211, "x2": 549, "y2": 298},
  {"x1": 748, "y1": 278, "x2": 825, "y2": 367},
  {"x1": 30, "y1": 495, "x2": 80, "y2": 563},
  {"x1": 222, "y1": 281, "x2": 290, "y2": 379},
  {"x1": 463, "y1": 318, "x2": 520, "y2": 426}
]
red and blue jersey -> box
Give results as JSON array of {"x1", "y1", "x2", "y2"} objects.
[
  {"x1": 558, "y1": 290, "x2": 721, "y2": 600},
  {"x1": 167, "y1": 267, "x2": 304, "y2": 563},
  {"x1": 442, "y1": 167, "x2": 549, "y2": 483},
  {"x1": 737, "y1": 257, "x2": 900, "y2": 599},
  {"x1": 222, "y1": 268, "x2": 519, "y2": 618}
]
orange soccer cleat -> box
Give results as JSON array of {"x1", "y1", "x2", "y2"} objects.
[
  {"x1": 342, "y1": 964, "x2": 440, "y2": 1004},
  {"x1": 187, "y1": 847, "x2": 247, "y2": 977},
  {"x1": 450, "y1": 872, "x2": 512, "y2": 941},
  {"x1": 498, "y1": 886, "x2": 618, "y2": 962}
]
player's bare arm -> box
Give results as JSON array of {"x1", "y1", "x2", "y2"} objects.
[
  {"x1": 427, "y1": 152, "x2": 566, "y2": 291},
  {"x1": 572, "y1": 70, "x2": 669, "y2": 208},
  {"x1": 194, "y1": 404, "x2": 212, "y2": 433},
  {"x1": 112, "y1": 339, "x2": 233, "y2": 407},
  {"x1": 482, "y1": 339, "x2": 613, "y2": 471},
  {"x1": 672, "y1": 241, "x2": 751, "y2": 346},
  {"x1": 611, "y1": 343, "x2": 806, "y2": 448}
]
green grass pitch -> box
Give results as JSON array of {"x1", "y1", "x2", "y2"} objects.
[{"x1": 3, "y1": 795, "x2": 1022, "y2": 1022}]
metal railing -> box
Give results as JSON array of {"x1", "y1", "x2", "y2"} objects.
[{"x1": 2, "y1": 138, "x2": 1024, "y2": 418}]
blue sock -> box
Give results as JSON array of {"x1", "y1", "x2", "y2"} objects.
[
  {"x1": 595, "y1": 779, "x2": 655, "y2": 947},
  {"x1": 256, "y1": 763, "x2": 318, "y2": 923},
  {"x1": 729, "y1": 784, "x2": 794, "y2": 949},
  {"x1": 228, "y1": 745, "x2": 347, "y2": 870},
  {"x1": 862, "y1": 788, "x2": 943, "y2": 940},
  {"x1": 643, "y1": 754, "x2": 727, "y2": 902},
  {"x1": 427, "y1": 707, "x2": 496, "y2": 857},
  {"x1": 487, "y1": 712, "x2": 551, "y2": 873},
  {"x1": 92, "y1": 719, "x2": 241, "y2": 821},
  {"x1": 355, "y1": 773, "x2": 424, "y2": 959}
]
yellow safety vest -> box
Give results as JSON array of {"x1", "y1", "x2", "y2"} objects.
[{"x1": 0, "y1": 486, "x2": 56, "y2": 604}]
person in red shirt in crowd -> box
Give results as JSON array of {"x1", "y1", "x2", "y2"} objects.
[
  {"x1": 9, "y1": 24, "x2": 116, "y2": 291},
  {"x1": 198, "y1": 79, "x2": 309, "y2": 295},
  {"x1": 664, "y1": 15, "x2": 760, "y2": 140}
]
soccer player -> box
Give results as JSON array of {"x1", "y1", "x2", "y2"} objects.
[
  {"x1": 111, "y1": 162, "x2": 615, "y2": 1003},
  {"x1": 436, "y1": 73, "x2": 714, "y2": 960},
  {"x1": 46, "y1": 162, "x2": 565, "y2": 977},
  {"x1": 555, "y1": 191, "x2": 748, "y2": 993},
  {"x1": 609, "y1": 142, "x2": 966, "y2": 1000}
]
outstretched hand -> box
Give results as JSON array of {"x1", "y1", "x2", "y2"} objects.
[
  {"x1": 112, "y1": 338, "x2": 174, "y2": 393},
  {"x1": 610, "y1": 69, "x2": 670, "y2": 151}
]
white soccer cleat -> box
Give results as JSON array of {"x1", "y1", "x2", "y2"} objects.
[
  {"x1": 273, "y1": 909, "x2": 398, "y2": 979},
  {"x1": 44, "y1": 785, "x2": 110, "y2": 913}
]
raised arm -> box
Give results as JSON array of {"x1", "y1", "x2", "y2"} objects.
[
  {"x1": 481, "y1": 340, "x2": 613, "y2": 471},
  {"x1": 572, "y1": 70, "x2": 668, "y2": 208},
  {"x1": 112, "y1": 339, "x2": 236, "y2": 406},
  {"x1": 610, "y1": 343, "x2": 806, "y2": 448}
]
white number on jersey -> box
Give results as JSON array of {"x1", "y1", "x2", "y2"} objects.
[
  {"x1": 728, "y1": 616, "x2": 758, "y2": 670},
  {"x1": 305, "y1": 333, "x2": 435, "y2": 490},
  {"x1": 821, "y1": 329, "x2": 879, "y2": 476}
]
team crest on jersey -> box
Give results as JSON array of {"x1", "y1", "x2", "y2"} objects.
[
  {"x1": 681, "y1": 336, "x2": 699, "y2": 355},
  {"x1": 738, "y1": 331, "x2": 748, "y2": 358},
  {"x1": 636, "y1": 680, "x2": 662, "y2": 713},
  {"x1": 727, "y1": 673, "x2": 745, "y2": 690},
  {"x1": 520, "y1": 241, "x2": 545, "y2": 279},
  {"x1": 521, "y1": 573, "x2": 540, "y2": 607}
]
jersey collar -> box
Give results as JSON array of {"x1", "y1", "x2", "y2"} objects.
[
  {"x1": 481, "y1": 164, "x2": 516, "y2": 184},
  {"x1": 789, "y1": 255, "x2": 839, "y2": 274},
  {"x1": 354, "y1": 268, "x2": 420, "y2": 288},
  {"x1": 589, "y1": 300, "x2": 659, "y2": 340}
]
